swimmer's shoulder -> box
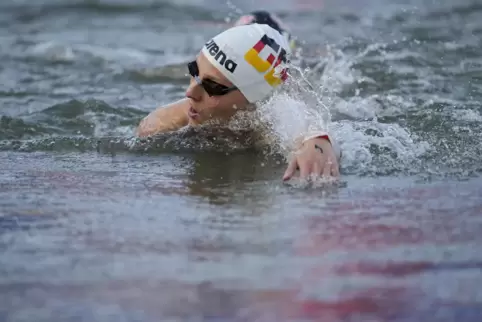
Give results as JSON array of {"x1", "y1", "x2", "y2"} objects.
[{"x1": 136, "y1": 98, "x2": 190, "y2": 137}]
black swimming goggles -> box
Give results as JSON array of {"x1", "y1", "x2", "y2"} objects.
[{"x1": 187, "y1": 60, "x2": 238, "y2": 96}]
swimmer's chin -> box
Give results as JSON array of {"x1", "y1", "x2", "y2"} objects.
[
  {"x1": 187, "y1": 118, "x2": 201, "y2": 126},
  {"x1": 188, "y1": 115, "x2": 229, "y2": 128}
]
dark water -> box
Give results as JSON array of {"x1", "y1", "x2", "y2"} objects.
[{"x1": 1, "y1": 0, "x2": 482, "y2": 321}]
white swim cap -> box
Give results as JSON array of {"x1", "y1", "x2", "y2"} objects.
[{"x1": 201, "y1": 23, "x2": 291, "y2": 103}]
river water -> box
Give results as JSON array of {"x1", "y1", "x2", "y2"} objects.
[{"x1": 1, "y1": 0, "x2": 482, "y2": 321}]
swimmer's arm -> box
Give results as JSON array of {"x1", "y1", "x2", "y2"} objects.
[{"x1": 136, "y1": 99, "x2": 190, "y2": 137}]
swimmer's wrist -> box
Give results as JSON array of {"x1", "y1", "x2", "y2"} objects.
[{"x1": 302, "y1": 131, "x2": 331, "y2": 145}]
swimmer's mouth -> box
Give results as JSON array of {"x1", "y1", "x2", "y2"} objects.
[{"x1": 188, "y1": 106, "x2": 199, "y2": 119}]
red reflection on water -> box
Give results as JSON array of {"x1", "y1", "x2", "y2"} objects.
[
  {"x1": 297, "y1": 182, "x2": 482, "y2": 256},
  {"x1": 7, "y1": 180, "x2": 478, "y2": 321}
]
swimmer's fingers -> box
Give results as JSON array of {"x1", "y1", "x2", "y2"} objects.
[
  {"x1": 299, "y1": 160, "x2": 311, "y2": 179},
  {"x1": 312, "y1": 156, "x2": 323, "y2": 176},
  {"x1": 331, "y1": 158, "x2": 340, "y2": 178},
  {"x1": 283, "y1": 158, "x2": 298, "y2": 181},
  {"x1": 322, "y1": 158, "x2": 332, "y2": 177}
]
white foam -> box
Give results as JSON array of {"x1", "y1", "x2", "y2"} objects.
[
  {"x1": 452, "y1": 109, "x2": 482, "y2": 123},
  {"x1": 30, "y1": 41, "x2": 76, "y2": 62},
  {"x1": 253, "y1": 43, "x2": 430, "y2": 174},
  {"x1": 27, "y1": 41, "x2": 192, "y2": 67}
]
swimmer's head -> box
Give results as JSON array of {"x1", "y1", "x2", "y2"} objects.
[
  {"x1": 233, "y1": 10, "x2": 296, "y2": 51},
  {"x1": 185, "y1": 23, "x2": 291, "y2": 125}
]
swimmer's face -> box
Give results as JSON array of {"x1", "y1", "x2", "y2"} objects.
[
  {"x1": 233, "y1": 15, "x2": 255, "y2": 27},
  {"x1": 185, "y1": 52, "x2": 249, "y2": 125}
]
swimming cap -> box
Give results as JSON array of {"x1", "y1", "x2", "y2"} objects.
[
  {"x1": 201, "y1": 23, "x2": 291, "y2": 103},
  {"x1": 234, "y1": 10, "x2": 296, "y2": 51}
]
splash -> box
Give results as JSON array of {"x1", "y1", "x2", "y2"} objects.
[{"x1": 250, "y1": 42, "x2": 429, "y2": 176}]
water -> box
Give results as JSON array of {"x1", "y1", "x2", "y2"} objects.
[{"x1": 1, "y1": 0, "x2": 482, "y2": 321}]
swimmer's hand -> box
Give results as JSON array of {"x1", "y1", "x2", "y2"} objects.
[{"x1": 283, "y1": 137, "x2": 340, "y2": 181}]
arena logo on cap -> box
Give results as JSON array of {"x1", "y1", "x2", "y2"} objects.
[
  {"x1": 244, "y1": 34, "x2": 288, "y2": 86},
  {"x1": 204, "y1": 39, "x2": 238, "y2": 73}
]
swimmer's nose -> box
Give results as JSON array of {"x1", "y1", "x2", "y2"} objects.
[{"x1": 186, "y1": 78, "x2": 202, "y2": 102}]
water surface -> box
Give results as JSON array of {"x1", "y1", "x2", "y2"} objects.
[{"x1": 1, "y1": 0, "x2": 482, "y2": 321}]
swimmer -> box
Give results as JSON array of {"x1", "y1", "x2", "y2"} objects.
[
  {"x1": 232, "y1": 10, "x2": 297, "y2": 52},
  {"x1": 136, "y1": 23, "x2": 340, "y2": 181}
]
